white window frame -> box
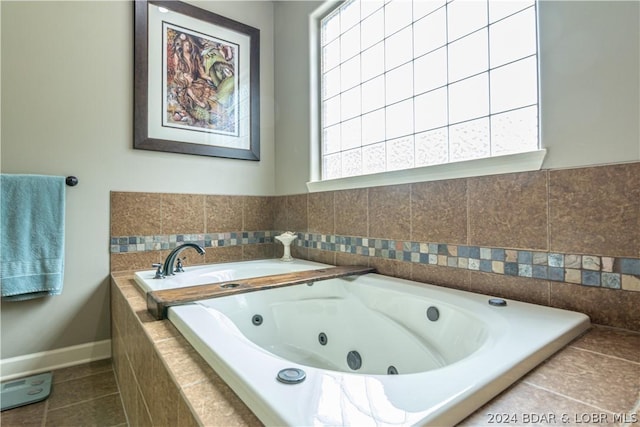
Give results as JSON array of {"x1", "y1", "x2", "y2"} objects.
[{"x1": 307, "y1": 0, "x2": 545, "y2": 192}]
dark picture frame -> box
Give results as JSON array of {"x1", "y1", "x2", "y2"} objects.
[{"x1": 134, "y1": 0, "x2": 260, "y2": 160}]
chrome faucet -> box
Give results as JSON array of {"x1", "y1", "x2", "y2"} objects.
[{"x1": 161, "y1": 243, "x2": 205, "y2": 277}]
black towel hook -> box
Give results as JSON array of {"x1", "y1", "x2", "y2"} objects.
[{"x1": 65, "y1": 176, "x2": 78, "y2": 187}]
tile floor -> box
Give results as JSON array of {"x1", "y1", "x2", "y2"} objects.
[
  {"x1": 461, "y1": 326, "x2": 640, "y2": 426},
  {"x1": 0, "y1": 359, "x2": 126, "y2": 427}
]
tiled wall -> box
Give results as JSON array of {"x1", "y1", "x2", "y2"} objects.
[
  {"x1": 110, "y1": 193, "x2": 276, "y2": 272},
  {"x1": 110, "y1": 162, "x2": 640, "y2": 330}
]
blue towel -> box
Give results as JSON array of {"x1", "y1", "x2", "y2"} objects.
[{"x1": 1, "y1": 174, "x2": 66, "y2": 301}]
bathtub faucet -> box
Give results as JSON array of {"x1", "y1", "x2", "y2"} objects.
[{"x1": 161, "y1": 243, "x2": 206, "y2": 277}]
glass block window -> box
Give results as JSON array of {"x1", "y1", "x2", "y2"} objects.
[{"x1": 320, "y1": 0, "x2": 539, "y2": 180}]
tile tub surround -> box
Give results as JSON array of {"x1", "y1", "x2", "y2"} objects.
[
  {"x1": 111, "y1": 272, "x2": 640, "y2": 427},
  {"x1": 110, "y1": 272, "x2": 260, "y2": 426},
  {"x1": 110, "y1": 162, "x2": 640, "y2": 331}
]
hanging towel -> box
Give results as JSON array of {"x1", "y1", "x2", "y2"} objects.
[{"x1": 1, "y1": 174, "x2": 66, "y2": 301}]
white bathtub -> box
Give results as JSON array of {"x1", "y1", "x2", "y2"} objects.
[
  {"x1": 133, "y1": 258, "x2": 329, "y2": 293},
  {"x1": 165, "y1": 260, "x2": 591, "y2": 426}
]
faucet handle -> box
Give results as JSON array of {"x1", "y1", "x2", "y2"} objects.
[
  {"x1": 152, "y1": 263, "x2": 164, "y2": 279},
  {"x1": 175, "y1": 257, "x2": 186, "y2": 273}
]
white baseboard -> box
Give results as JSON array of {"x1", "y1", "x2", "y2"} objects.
[{"x1": 0, "y1": 339, "x2": 111, "y2": 382}]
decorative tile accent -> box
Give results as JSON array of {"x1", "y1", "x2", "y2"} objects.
[
  {"x1": 110, "y1": 231, "x2": 274, "y2": 253},
  {"x1": 601, "y1": 272, "x2": 621, "y2": 289},
  {"x1": 581, "y1": 270, "x2": 601, "y2": 287},
  {"x1": 109, "y1": 230, "x2": 640, "y2": 293},
  {"x1": 565, "y1": 268, "x2": 582, "y2": 284},
  {"x1": 565, "y1": 254, "x2": 582, "y2": 269},
  {"x1": 582, "y1": 255, "x2": 601, "y2": 271},
  {"x1": 297, "y1": 232, "x2": 640, "y2": 292},
  {"x1": 548, "y1": 253, "x2": 564, "y2": 267},
  {"x1": 622, "y1": 274, "x2": 640, "y2": 292},
  {"x1": 618, "y1": 258, "x2": 640, "y2": 275}
]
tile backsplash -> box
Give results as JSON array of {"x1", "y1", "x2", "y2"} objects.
[
  {"x1": 296, "y1": 233, "x2": 639, "y2": 290},
  {"x1": 109, "y1": 193, "x2": 276, "y2": 271},
  {"x1": 110, "y1": 162, "x2": 640, "y2": 330}
]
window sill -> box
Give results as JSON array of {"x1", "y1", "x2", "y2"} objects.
[{"x1": 306, "y1": 149, "x2": 547, "y2": 192}]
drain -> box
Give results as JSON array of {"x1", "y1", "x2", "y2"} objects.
[
  {"x1": 426, "y1": 306, "x2": 440, "y2": 321},
  {"x1": 252, "y1": 314, "x2": 263, "y2": 326},
  {"x1": 318, "y1": 332, "x2": 328, "y2": 346},
  {"x1": 387, "y1": 365, "x2": 398, "y2": 375},
  {"x1": 277, "y1": 368, "x2": 306, "y2": 384},
  {"x1": 347, "y1": 351, "x2": 362, "y2": 370}
]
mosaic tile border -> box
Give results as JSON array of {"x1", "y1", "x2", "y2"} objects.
[
  {"x1": 110, "y1": 231, "x2": 274, "y2": 253},
  {"x1": 109, "y1": 231, "x2": 640, "y2": 292},
  {"x1": 298, "y1": 233, "x2": 640, "y2": 292}
]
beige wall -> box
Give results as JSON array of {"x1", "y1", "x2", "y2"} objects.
[
  {"x1": 0, "y1": 0, "x2": 275, "y2": 359},
  {"x1": 538, "y1": 1, "x2": 640, "y2": 169},
  {"x1": 273, "y1": 0, "x2": 323, "y2": 194},
  {"x1": 273, "y1": 0, "x2": 640, "y2": 195}
]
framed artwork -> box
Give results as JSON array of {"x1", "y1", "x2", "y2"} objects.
[{"x1": 134, "y1": 0, "x2": 260, "y2": 160}]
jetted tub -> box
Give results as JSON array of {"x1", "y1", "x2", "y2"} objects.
[{"x1": 159, "y1": 260, "x2": 590, "y2": 426}]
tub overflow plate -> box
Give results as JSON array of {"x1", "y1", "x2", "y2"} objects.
[{"x1": 277, "y1": 368, "x2": 306, "y2": 384}]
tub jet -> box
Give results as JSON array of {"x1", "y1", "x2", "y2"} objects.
[
  {"x1": 318, "y1": 332, "x2": 328, "y2": 346},
  {"x1": 347, "y1": 351, "x2": 362, "y2": 370},
  {"x1": 426, "y1": 306, "x2": 440, "y2": 321},
  {"x1": 252, "y1": 314, "x2": 263, "y2": 326}
]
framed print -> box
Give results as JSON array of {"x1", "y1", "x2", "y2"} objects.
[{"x1": 134, "y1": 0, "x2": 260, "y2": 160}]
